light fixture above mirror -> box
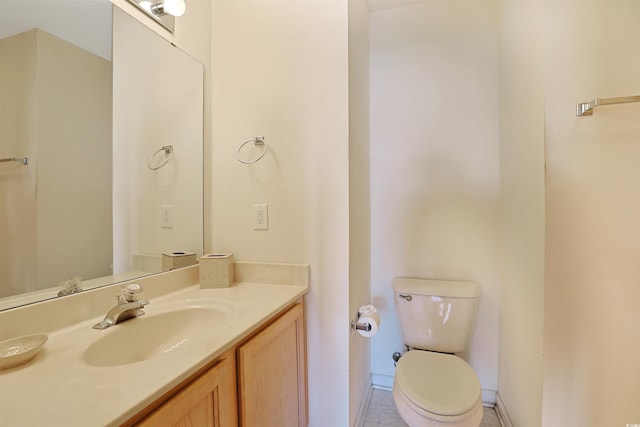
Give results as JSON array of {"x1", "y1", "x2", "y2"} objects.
[{"x1": 126, "y1": 0, "x2": 185, "y2": 33}]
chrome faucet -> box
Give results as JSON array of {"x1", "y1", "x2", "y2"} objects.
[
  {"x1": 57, "y1": 276, "x2": 83, "y2": 297},
  {"x1": 92, "y1": 283, "x2": 150, "y2": 330}
]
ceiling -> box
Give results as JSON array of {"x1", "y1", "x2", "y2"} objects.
[{"x1": 0, "y1": 0, "x2": 112, "y2": 60}]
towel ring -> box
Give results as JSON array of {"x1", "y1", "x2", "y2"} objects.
[
  {"x1": 236, "y1": 136, "x2": 268, "y2": 164},
  {"x1": 148, "y1": 145, "x2": 173, "y2": 170}
]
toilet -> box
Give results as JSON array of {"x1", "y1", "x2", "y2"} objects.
[{"x1": 392, "y1": 277, "x2": 483, "y2": 427}]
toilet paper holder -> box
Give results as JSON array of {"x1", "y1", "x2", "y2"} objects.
[
  {"x1": 351, "y1": 308, "x2": 373, "y2": 332},
  {"x1": 353, "y1": 319, "x2": 372, "y2": 332}
]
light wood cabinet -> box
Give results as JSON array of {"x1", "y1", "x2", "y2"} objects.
[
  {"x1": 125, "y1": 301, "x2": 307, "y2": 427},
  {"x1": 135, "y1": 353, "x2": 237, "y2": 427},
  {"x1": 237, "y1": 302, "x2": 307, "y2": 427}
]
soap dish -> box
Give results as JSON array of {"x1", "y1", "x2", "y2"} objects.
[{"x1": 0, "y1": 333, "x2": 48, "y2": 370}]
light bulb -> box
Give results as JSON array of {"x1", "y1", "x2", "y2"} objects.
[
  {"x1": 162, "y1": 0, "x2": 186, "y2": 16},
  {"x1": 138, "y1": 0, "x2": 153, "y2": 12}
]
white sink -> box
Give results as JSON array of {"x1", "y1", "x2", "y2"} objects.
[{"x1": 82, "y1": 304, "x2": 232, "y2": 367}]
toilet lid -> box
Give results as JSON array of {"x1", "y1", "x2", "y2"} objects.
[{"x1": 395, "y1": 350, "x2": 481, "y2": 417}]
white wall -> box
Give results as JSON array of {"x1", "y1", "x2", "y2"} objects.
[
  {"x1": 211, "y1": 2, "x2": 351, "y2": 426},
  {"x1": 348, "y1": 1, "x2": 372, "y2": 425},
  {"x1": 496, "y1": 0, "x2": 545, "y2": 425},
  {"x1": 543, "y1": 0, "x2": 640, "y2": 425},
  {"x1": 369, "y1": 1, "x2": 500, "y2": 402}
]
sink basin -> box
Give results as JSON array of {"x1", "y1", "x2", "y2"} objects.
[{"x1": 82, "y1": 305, "x2": 231, "y2": 367}]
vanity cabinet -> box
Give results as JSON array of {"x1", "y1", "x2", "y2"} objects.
[
  {"x1": 134, "y1": 353, "x2": 237, "y2": 427},
  {"x1": 126, "y1": 301, "x2": 306, "y2": 427},
  {"x1": 238, "y1": 301, "x2": 307, "y2": 427}
]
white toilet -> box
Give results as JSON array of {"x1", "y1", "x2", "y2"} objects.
[{"x1": 392, "y1": 277, "x2": 483, "y2": 427}]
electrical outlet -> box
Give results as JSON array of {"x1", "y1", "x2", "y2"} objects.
[
  {"x1": 161, "y1": 205, "x2": 173, "y2": 228},
  {"x1": 253, "y1": 204, "x2": 268, "y2": 230}
]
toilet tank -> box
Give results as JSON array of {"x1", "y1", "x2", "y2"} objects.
[{"x1": 392, "y1": 278, "x2": 480, "y2": 353}]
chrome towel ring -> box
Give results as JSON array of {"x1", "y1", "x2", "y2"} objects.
[
  {"x1": 236, "y1": 136, "x2": 268, "y2": 164},
  {"x1": 148, "y1": 145, "x2": 173, "y2": 170}
]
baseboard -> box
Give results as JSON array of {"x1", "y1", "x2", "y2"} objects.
[
  {"x1": 495, "y1": 393, "x2": 514, "y2": 427},
  {"x1": 371, "y1": 373, "x2": 394, "y2": 390},
  {"x1": 482, "y1": 389, "x2": 497, "y2": 407},
  {"x1": 353, "y1": 383, "x2": 374, "y2": 427}
]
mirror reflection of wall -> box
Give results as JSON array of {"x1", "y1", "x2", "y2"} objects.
[
  {"x1": 112, "y1": 7, "x2": 204, "y2": 276},
  {"x1": 0, "y1": 3, "x2": 204, "y2": 310},
  {"x1": 0, "y1": 21, "x2": 112, "y2": 299}
]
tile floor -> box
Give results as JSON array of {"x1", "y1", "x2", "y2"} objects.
[{"x1": 364, "y1": 389, "x2": 501, "y2": 427}]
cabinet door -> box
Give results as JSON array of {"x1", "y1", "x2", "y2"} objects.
[
  {"x1": 136, "y1": 355, "x2": 238, "y2": 427},
  {"x1": 237, "y1": 302, "x2": 307, "y2": 427}
]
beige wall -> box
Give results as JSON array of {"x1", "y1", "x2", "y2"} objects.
[
  {"x1": 0, "y1": 30, "x2": 38, "y2": 297},
  {"x1": 369, "y1": 1, "x2": 501, "y2": 403},
  {"x1": 497, "y1": 0, "x2": 640, "y2": 425},
  {"x1": 211, "y1": 2, "x2": 350, "y2": 426},
  {"x1": 543, "y1": 0, "x2": 640, "y2": 425},
  {"x1": 35, "y1": 30, "x2": 113, "y2": 289},
  {"x1": 0, "y1": 29, "x2": 112, "y2": 296},
  {"x1": 496, "y1": 0, "x2": 545, "y2": 425},
  {"x1": 348, "y1": 1, "x2": 372, "y2": 425}
]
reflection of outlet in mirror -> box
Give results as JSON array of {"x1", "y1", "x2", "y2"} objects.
[
  {"x1": 253, "y1": 204, "x2": 268, "y2": 230},
  {"x1": 161, "y1": 205, "x2": 173, "y2": 228}
]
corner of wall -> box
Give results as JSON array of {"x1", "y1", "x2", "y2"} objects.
[{"x1": 495, "y1": 392, "x2": 515, "y2": 427}]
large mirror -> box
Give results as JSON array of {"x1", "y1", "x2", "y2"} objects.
[{"x1": 0, "y1": 2, "x2": 203, "y2": 310}]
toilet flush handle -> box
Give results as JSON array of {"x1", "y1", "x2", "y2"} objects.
[{"x1": 399, "y1": 294, "x2": 412, "y2": 302}]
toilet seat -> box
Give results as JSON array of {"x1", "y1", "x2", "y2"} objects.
[{"x1": 394, "y1": 350, "x2": 482, "y2": 423}]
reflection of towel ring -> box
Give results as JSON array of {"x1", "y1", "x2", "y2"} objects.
[
  {"x1": 236, "y1": 136, "x2": 268, "y2": 164},
  {"x1": 148, "y1": 145, "x2": 173, "y2": 170}
]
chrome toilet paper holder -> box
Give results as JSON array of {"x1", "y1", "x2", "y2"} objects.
[{"x1": 351, "y1": 310, "x2": 372, "y2": 332}]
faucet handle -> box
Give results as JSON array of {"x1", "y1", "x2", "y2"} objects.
[{"x1": 121, "y1": 283, "x2": 144, "y2": 302}]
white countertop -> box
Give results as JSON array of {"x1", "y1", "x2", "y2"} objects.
[{"x1": 0, "y1": 279, "x2": 308, "y2": 426}]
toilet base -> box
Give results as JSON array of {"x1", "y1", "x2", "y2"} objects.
[{"x1": 392, "y1": 385, "x2": 483, "y2": 427}]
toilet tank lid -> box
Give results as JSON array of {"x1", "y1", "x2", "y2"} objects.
[{"x1": 392, "y1": 278, "x2": 480, "y2": 298}]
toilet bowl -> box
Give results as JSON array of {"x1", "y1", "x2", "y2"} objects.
[
  {"x1": 392, "y1": 350, "x2": 483, "y2": 427},
  {"x1": 391, "y1": 278, "x2": 482, "y2": 427}
]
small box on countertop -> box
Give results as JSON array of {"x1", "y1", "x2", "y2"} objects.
[
  {"x1": 162, "y1": 252, "x2": 197, "y2": 271},
  {"x1": 199, "y1": 253, "x2": 234, "y2": 288}
]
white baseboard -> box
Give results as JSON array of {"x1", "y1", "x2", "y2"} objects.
[
  {"x1": 371, "y1": 373, "x2": 394, "y2": 390},
  {"x1": 482, "y1": 389, "x2": 497, "y2": 407},
  {"x1": 495, "y1": 393, "x2": 514, "y2": 427},
  {"x1": 353, "y1": 383, "x2": 374, "y2": 427}
]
